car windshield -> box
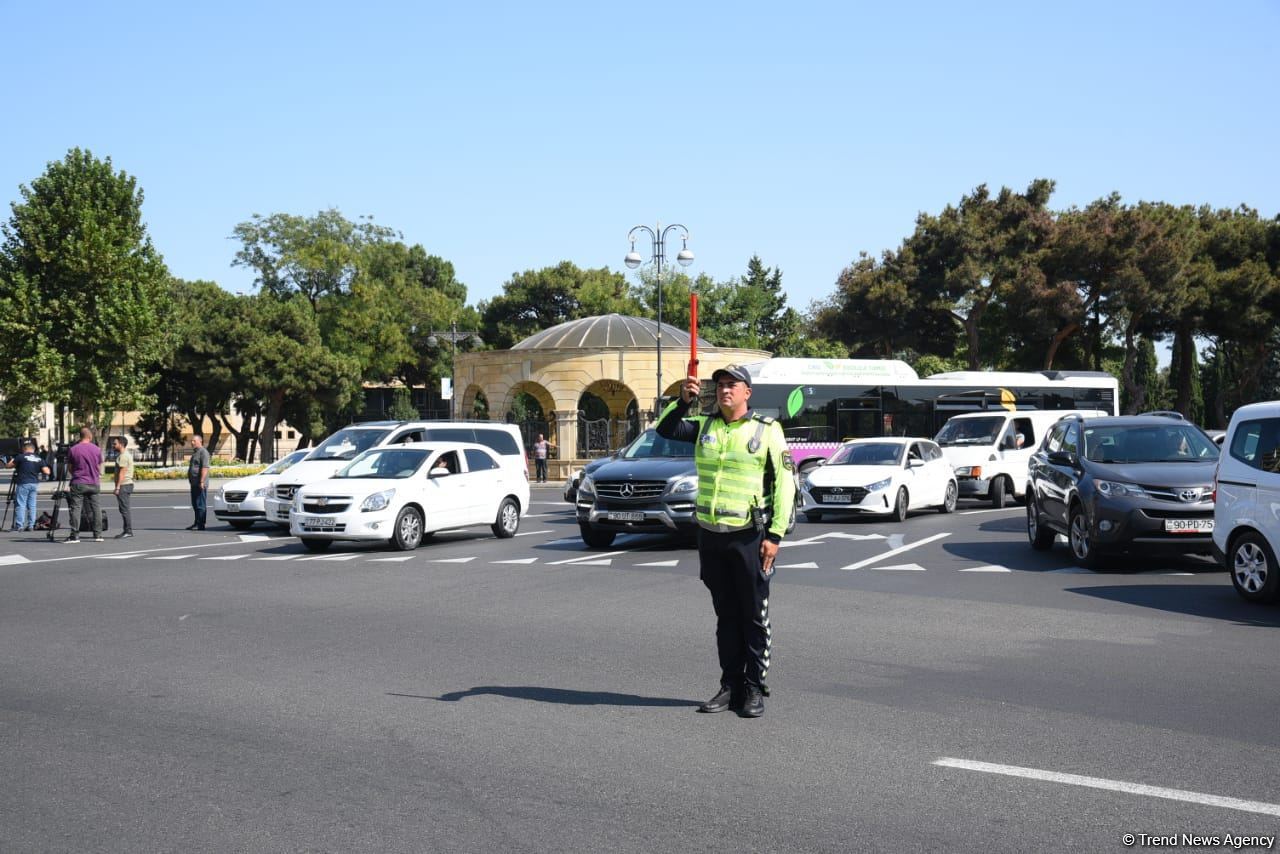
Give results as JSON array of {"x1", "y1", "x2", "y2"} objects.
[
  {"x1": 262, "y1": 450, "x2": 309, "y2": 475},
  {"x1": 307, "y1": 428, "x2": 392, "y2": 461},
  {"x1": 828, "y1": 442, "x2": 903, "y2": 466},
  {"x1": 622, "y1": 430, "x2": 694, "y2": 459},
  {"x1": 335, "y1": 448, "x2": 432, "y2": 479},
  {"x1": 935, "y1": 416, "x2": 1005, "y2": 446},
  {"x1": 1082, "y1": 424, "x2": 1219, "y2": 463}
]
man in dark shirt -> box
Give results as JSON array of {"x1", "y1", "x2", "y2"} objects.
[
  {"x1": 6, "y1": 439, "x2": 50, "y2": 531},
  {"x1": 64, "y1": 427, "x2": 104, "y2": 543},
  {"x1": 187, "y1": 434, "x2": 212, "y2": 531}
]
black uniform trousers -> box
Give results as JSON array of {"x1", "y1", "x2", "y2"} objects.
[{"x1": 698, "y1": 525, "x2": 772, "y2": 691}]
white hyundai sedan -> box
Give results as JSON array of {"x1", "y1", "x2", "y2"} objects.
[
  {"x1": 800, "y1": 437, "x2": 958, "y2": 522},
  {"x1": 212, "y1": 449, "x2": 310, "y2": 530},
  {"x1": 289, "y1": 442, "x2": 529, "y2": 552}
]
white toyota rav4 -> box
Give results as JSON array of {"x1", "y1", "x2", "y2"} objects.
[{"x1": 289, "y1": 441, "x2": 530, "y2": 552}]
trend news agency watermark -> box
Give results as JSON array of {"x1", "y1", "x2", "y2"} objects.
[{"x1": 1122, "y1": 834, "x2": 1275, "y2": 850}]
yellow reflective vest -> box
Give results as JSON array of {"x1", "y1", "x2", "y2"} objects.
[{"x1": 657, "y1": 399, "x2": 795, "y2": 538}]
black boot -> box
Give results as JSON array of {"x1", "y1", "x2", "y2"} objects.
[
  {"x1": 697, "y1": 683, "x2": 739, "y2": 714},
  {"x1": 739, "y1": 685, "x2": 764, "y2": 718}
]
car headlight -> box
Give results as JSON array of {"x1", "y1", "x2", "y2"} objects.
[
  {"x1": 1095, "y1": 480, "x2": 1148, "y2": 498},
  {"x1": 252, "y1": 485, "x2": 272, "y2": 498},
  {"x1": 866, "y1": 477, "x2": 892, "y2": 492},
  {"x1": 669, "y1": 475, "x2": 698, "y2": 495},
  {"x1": 361, "y1": 489, "x2": 395, "y2": 512},
  {"x1": 802, "y1": 475, "x2": 813, "y2": 491},
  {"x1": 955, "y1": 466, "x2": 982, "y2": 478},
  {"x1": 292, "y1": 493, "x2": 303, "y2": 511},
  {"x1": 579, "y1": 476, "x2": 596, "y2": 497}
]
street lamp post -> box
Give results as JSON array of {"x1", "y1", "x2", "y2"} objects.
[
  {"x1": 426, "y1": 322, "x2": 483, "y2": 420},
  {"x1": 624, "y1": 223, "x2": 694, "y2": 414}
]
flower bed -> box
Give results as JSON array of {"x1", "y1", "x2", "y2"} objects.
[{"x1": 133, "y1": 465, "x2": 268, "y2": 481}]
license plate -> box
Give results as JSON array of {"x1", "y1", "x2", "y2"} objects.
[
  {"x1": 824, "y1": 494, "x2": 853, "y2": 503},
  {"x1": 227, "y1": 503, "x2": 240, "y2": 512},
  {"x1": 607, "y1": 511, "x2": 645, "y2": 522},
  {"x1": 301, "y1": 516, "x2": 331, "y2": 527},
  {"x1": 1165, "y1": 519, "x2": 1213, "y2": 533}
]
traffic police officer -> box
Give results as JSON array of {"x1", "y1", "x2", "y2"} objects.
[{"x1": 656, "y1": 364, "x2": 794, "y2": 717}]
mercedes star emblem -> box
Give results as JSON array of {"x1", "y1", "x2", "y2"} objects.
[{"x1": 619, "y1": 482, "x2": 635, "y2": 497}]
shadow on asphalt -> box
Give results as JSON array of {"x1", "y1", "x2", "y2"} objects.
[
  {"x1": 942, "y1": 536, "x2": 1220, "y2": 574},
  {"x1": 1066, "y1": 583, "x2": 1280, "y2": 627},
  {"x1": 392, "y1": 686, "x2": 700, "y2": 707}
]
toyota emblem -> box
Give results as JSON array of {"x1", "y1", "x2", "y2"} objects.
[
  {"x1": 619, "y1": 482, "x2": 635, "y2": 497},
  {"x1": 1178, "y1": 488, "x2": 1201, "y2": 503}
]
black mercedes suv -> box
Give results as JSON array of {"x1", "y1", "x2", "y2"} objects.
[{"x1": 1026, "y1": 413, "x2": 1219, "y2": 569}]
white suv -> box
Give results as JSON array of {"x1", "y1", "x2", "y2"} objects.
[
  {"x1": 1213, "y1": 401, "x2": 1280, "y2": 603},
  {"x1": 264, "y1": 421, "x2": 527, "y2": 526}
]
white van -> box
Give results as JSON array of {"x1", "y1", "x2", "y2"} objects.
[
  {"x1": 1213, "y1": 401, "x2": 1280, "y2": 603},
  {"x1": 936, "y1": 409, "x2": 1108, "y2": 506},
  {"x1": 264, "y1": 421, "x2": 527, "y2": 526}
]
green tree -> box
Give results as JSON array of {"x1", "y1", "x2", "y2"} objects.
[
  {"x1": 0, "y1": 148, "x2": 173, "y2": 423},
  {"x1": 480, "y1": 262, "x2": 637, "y2": 349},
  {"x1": 386, "y1": 387, "x2": 420, "y2": 422}
]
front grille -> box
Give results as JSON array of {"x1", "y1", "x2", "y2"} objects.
[
  {"x1": 594, "y1": 480, "x2": 668, "y2": 500},
  {"x1": 1142, "y1": 508, "x2": 1215, "y2": 520},
  {"x1": 1141, "y1": 485, "x2": 1213, "y2": 503},
  {"x1": 812, "y1": 486, "x2": 869, "y2": 504},
  {"x1": 224, "y1": 490, "x2": 248, "y2": 503},
  {"x1": 302, "y1": 501, "x2": 351, "y2": 514},
  {"x1": 299, "y1": 522, "x2": 346, "y2": 533},
  {"x1": 275, "y1": 485, "x2": 299, "y2": 501}
]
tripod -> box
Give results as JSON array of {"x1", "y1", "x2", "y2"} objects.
[
  {"x1": 45, "y1": 467, "x2": 69, "y2": 542},
  {"x1": 1, "y1": 468, "x2": 15, "y2": 531}
]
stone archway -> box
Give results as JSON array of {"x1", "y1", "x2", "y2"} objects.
[
  {"x1": 578, "y1": 379, "x2": 639, "y2": 456},
  {"x1": 460, "y1": 384, "x2": 487, "y2": 420},
  {"x1": 503, "y1": 380, "x2": 557, "y2": 457}
]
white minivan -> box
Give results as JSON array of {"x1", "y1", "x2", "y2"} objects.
[
  {"x1": 264, "y1": 421, "x2": 527, "y2": 526},
  {"x1": 1213, "y1": 401, "x2": 1280, "y2": 603},
  {"x1": 936, "y1": 409, "x2": 1108, "y2": 506}
]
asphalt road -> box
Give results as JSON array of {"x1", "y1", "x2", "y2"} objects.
[{"x1": 2, "y1": 487, "x2": 1278, "y2": 853}]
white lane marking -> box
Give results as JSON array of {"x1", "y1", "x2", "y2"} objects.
[
  {"x1": 493, "y1": 557, "x2": 538, "y2": 565},
  {"x1": 201, "y1": 555, "x2": 243, "y2": 561},
  {"x1": 297, "y1": 553, "x2": 360, "y2": 562},
  {"x1": 369, "y1": 556, "x2": 415, "y2": 563},
  {"x1": 959, "y1": 507, "x2": 1024, "y2": 515},
  {"x1": 842, "y1": 533, "x2": 950, "y2": 571},
  {"x1": 430, "y1": 557, "x2": 476, "y2": 564},
  {"x1": 98, "y1": 553, "x2": 145, "y2": 560},
  {"x1": 636, "y1": 559, "x2": 680, "y2": 567},
  {"x1": 514, "y1": 530, "x2": 553, "y2": 537},
  {"x1": 781, "y1": 532, "x2": 886, "y2": 548},
  {"x1": 960, "y1": 565, "x2": 1013, "y2": 573},
  {"x1": 251, "y1": 555, "x2": 297, "y2": 561},
  {"x1": 0, "y1": 554, "x2": 31, "y2": 565},
  {"x1": 8, "y1": 537, "x2": 299, "y2": 566},
  {"x1": 238, "y1": 534, "x2": 271, "y2": 543},
  {"x1": 932, "y1": 757, "x2": 1280, "y2": 818},
  {"x1": 542, "y1": 537, "x2": 585, "y2": 546},
  {"x1": 778, "y1": 562, "x2": 819, "y2": 569},
  {"x1": 572, "y1": 559, "x2": 613, "y2": 566},
  {"x1": 871, "y1": 563, "x2": 927, "y2": 572},
  {"x1": 549, "y1": 550, "x2": 626, "y2": 565},
  {"x1": 147, "y1": 554, "x2": 197, "y2": 561}
]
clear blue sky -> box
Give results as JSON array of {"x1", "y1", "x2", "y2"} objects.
[{"x1": 3, "y1": 1, "x2": 1277, "y2": 316}]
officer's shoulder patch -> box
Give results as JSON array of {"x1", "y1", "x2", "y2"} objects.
[
  {"x1": 781, "y1": 450, "x2": 796, "y2": 472},
  {"x1": 751, "y1": 413, "x2": 775, "y2": 425}
]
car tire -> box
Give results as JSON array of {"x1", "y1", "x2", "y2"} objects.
[
  {"x1": 1027, "y1": 495, "x2": 1055, "y2": 551},
  {"x1": 579, "y1": 523, "x2": 616, "y2": 549},
  {"x1": 391, "y1": 506, "x2": 424, "y2": 551},
  {"x1": 805, "y1": 510, "x2": 823, "y2": 523},
  {"x1": 1067, "y1": 504, "x2": 1103, "y2": 570},
  {"x1": 990, "y1": 476, "x2": 1007, "y2": 508},
  {"x1": 938, "y1": 480, "x2": 958, "y2": 514},
  {"x1": 492, "y1": 497, "x2": 520, "y2": 539},
  {"x1": 300, "y1": 537, "x2": 332, "y2": 553},
  {"x1": 1229, "y1": 531, "x2": 1280, "y2": 604},
  {"x1": 890, "y1": 487, "x2": 908, "y2": 523},
  {"x1": 228, "y1": 520, "x2": 255, "y2": 531}
]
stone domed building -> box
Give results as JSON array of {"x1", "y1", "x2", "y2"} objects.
[{"x1": 453, "y1": 314, "x2": 770, "y2": 475}]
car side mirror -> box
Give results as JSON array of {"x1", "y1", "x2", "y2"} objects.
[
  {"x1": 908, "y1": 458, "x2": 924, "y2": 468},
  {"x1": 1047, "y1": 451, "x2": 1077, "y2": 468},
  {"x1": 429, "y1": 469, "x2": 449, "y2": 478}
]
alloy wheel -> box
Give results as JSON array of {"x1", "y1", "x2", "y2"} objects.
[{"x1": 1234, "y1": 542, "x2": 1268, "y2": 593}]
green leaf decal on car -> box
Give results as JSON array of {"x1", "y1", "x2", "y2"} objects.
[{"x1": 786, "y1": 387, "x2": 804, "y2": 419}]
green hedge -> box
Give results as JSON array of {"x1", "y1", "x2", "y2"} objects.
[{"x1": 133, "y1": 465, "x2": 267, "y2": 481}]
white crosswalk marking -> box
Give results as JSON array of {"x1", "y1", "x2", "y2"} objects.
[
  {"x1": 550, "y1": 551, "x2": 625, "y2": 565},
  {"x1": 514, "y1": 530, "x2": 553, "y2": 537},
  {"x1": 298, "y1": 554, "x2": 359, "y2": 562},
  {"x1": 493, "y1": 558, "x2": 539, "y2": 565},
  {"x1": 871, "y1": 563, "x2": 927, "y2": 571},
  {"x1": 842, "y1": 533, "x2": 950, "y2": 570},
  {"x1": 0, "y1": 554, "x2": 31, "y2": 565},
  {"x1": 571, "y1": 559, "x2": 613, "y2": 566},
  {"x1": 369, "y1": 556, "x2": 416, "y2": 562},
  {"x1": 148, "y1": 554, "x2": 197, "y2": 561},
  {"x1": 430, "y1": 557, "x2": 476, "y2": 564},
  {"x1": 98, "y1": 553, "x2": 145, "y2": 560},
  {"x1": 777, "y1": 562, "x2": 819, "y2": 569},
  {"x1": 251, "y1": 555, "x2": 297, "y2": 561},
  {"x1": 960, "y1": 565, "x2": 1013, "y2": 573},
  {"x1": 200, "y1": 555, "x2": 243, "y2": 561},
  {"x1": 636, "y1": 559, "x2": 680, "y2": 567},
  {"x1": 238, "y1": 534, "x2": 271, "y2": 543}
]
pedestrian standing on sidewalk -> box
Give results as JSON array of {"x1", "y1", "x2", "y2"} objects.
[
  {"x1": 532, "y1": 433, "x2": 554, "y2": 483},
  {"x1": 64, "y1": 427, "x2": 104, "y2": 543},
  {"x1": 6, "y1": 439, "x2": 50, "y2": 531},
  {"x1": 111, "y1": 436, "x2": 134, "y2": 539},
  {"x1": 187, "y1": 434, "x2": 211, "y2": 530}
]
